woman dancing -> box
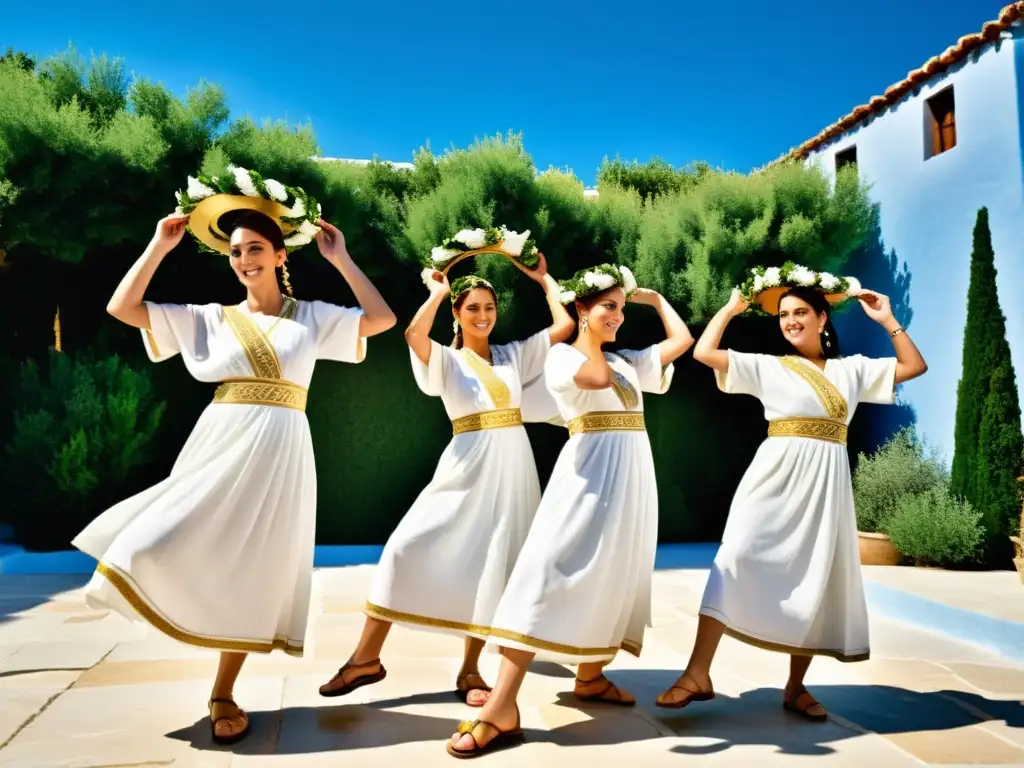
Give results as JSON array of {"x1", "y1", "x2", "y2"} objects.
[
  {"x1": 72, "y1": 169, "x2": 396, "y2": 744},
  {"x1": 319, "y1": 255, "x2": 574, "y2": 707},
  {"x1": 656, "y1": 282, "x2": 926, "y2": 721},
  {"x1": 446, "y1": 264, "x2": 693, "y2": 758}
]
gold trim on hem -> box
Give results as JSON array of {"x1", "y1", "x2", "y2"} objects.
[
  {"x1": 144, "y1": 329, "x2": 161, "y2": 358},
  {"x1": 780, "y1": 356, "x2": 849, "y2": 421},
  {"x1": 96, "y1": 562, "x2": 304, "y2": 656},
  {"x1": 567, "y1": 411, "x2": 646, "y2": 437},
  {"x1": 722, "y1": 625, "x2": 869, "y2": 663},
  {"x1": 768, "y1": 417, "x2": 848, "y2": 445},
  {"x1": 213, "y1": 378, "x2": 308, "y2": 412},
  {"x1": 451, "y1": 408, "x2": 523, "y2": 435},
  {"x1": 365, "y1": 602, "x2": 640, "y2": 658}
]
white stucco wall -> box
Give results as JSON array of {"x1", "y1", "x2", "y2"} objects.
[{"x1": 805, "y1": 29, "x2": 1024, "y2": 460}]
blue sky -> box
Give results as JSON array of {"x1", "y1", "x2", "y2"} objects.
[{"x1": 1, "y1": 0, "x2": 1001, "y2": 184}]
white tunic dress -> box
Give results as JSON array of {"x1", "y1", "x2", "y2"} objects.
[
  {"x1": 700, "y1": 351, "x2": 897, "y2": 661},
  {"x1": 485, "y1": 343, "x2": 674, "y2": 664},
  {"x1": 72, "y1": 299, "x2": 366, "y2": 657},
  {"x1": 366, "y1": 332, "x2": 550, "y2": 637}
]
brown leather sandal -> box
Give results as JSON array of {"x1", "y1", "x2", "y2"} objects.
[
  {"x1": 574, "y1": 674, "x2": 636, "y2": 707},
  {"x1": 783, "y1": 687, "x2": 828, "y2": 722},
  {"x1": 208, "y1": 697, "x2": 250, "y2": 745},
  {"x1": 655, "y1": 673, "x2": 715, "y2": 709},
  {"x1": 318, "y1": 658, "x2": 387, "y2": 698},
  {"x1": 446, "y1": 707, "x2": 524, "y2": 759},
  {"x1": 454, "y1": 672, "x2": 492, "y2": 707}
]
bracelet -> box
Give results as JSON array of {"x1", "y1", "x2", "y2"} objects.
[{"x1": 890, "y1": 327, "x2": 905, "y2": 338}]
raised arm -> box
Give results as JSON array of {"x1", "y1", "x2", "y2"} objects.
[
  {"x1": 315, "y1": 220, "x2": 397, "y2": 338},
  {"x1": 693, "y1": 289, "x2": 750, "y2": 372},
  {"x1": 405, "y1": 271, "x2": 450, "y2": 365},
  {"x1": 107, "y1": 214, "x2": 188, "y2": 330},
  {"x1": 510, "y1": 253, "x2": 575, "y2": 344},
  {"x1": 627, "y1": 288, "x2": 693, "y2": 366},
  {"x1": 573, "y1": 352, "x2": 614, "y2": 390},
  {"x1": 856, "y1": 290, "x2": 928, "y2": 384}
]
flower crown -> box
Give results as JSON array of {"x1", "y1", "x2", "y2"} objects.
[
  {"x1": 557, "y1": 264, "x2": 638, "y2": 305},
  {"x1": 419, "y1": 269, "x2": 495, "y2": 304},
  {"x1": 738, "y1": 263, "x2": 861, "y2": 315},
  {"x1": 175, "y1": 164, "x2": 322, "y2": 254},
  {"x1": 425, "y1": 226, "x2": 539, "y2": 273}
]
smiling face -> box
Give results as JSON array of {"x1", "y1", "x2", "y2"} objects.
[
  {"x1": 228, "y1": 227, "x2": 286, "y2": 290},
  {"x1": 579, "y1": 287, "x2": 626, "y2": 344},
  {"x1": 778, "y1": 294, "x2": 826, "y2": 356},
  {"x1": 454, "y1": 287, "x2": 498, "y2": 343}
]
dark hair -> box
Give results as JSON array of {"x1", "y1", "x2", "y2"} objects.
[
  {"x1": 219, "y1": 209, "x2": 286, "y2": 252},
  {"x1": 451, "y1": 284, "x2": 498, "y2": 349},
  {"x1": 778, "y1": 285, "x2": 841, "y2": 359}
]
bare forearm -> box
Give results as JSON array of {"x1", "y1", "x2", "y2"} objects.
[
  {"x1": 574, "y1": 354, "x2": 614, "y2": 390},
  {"x1": 881, "y1": 317, "x2": 928, "y2": 383},
  {"x1": 331, "y1": 254, "x2": 397, "y2": 336},
  {"x1": 649, "y1": 294, "x2": 693, "y2": 366},
  {"x1": 405, "y1": 292, "x2": 445, "y2": 364},
  {"x1": 541, "y1": 274, "x2": 574, "y2": 343},
  {"x1": 693, "y1": 306, "x2": 735, "y2": 371},
  {"x1": 107, "y1": 242, "x2": 170, "y2": 329}
]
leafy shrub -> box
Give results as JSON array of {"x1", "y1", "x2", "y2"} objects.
[
  {"x1": 2, "y1": 351, "x2": 166, "y2": 550},
  {"x1": 885, "y1": 485, "x2": 984, "y2": 566},
  {"x1": 853, "y1": 427, "x2": 947, "y2": 533}
]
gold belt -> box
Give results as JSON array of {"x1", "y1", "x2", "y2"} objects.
[
  {"x1": 767, "y1": 417, "x2": 847, "y2": 445},
  {"x1": 567, "y1": 411, "x2": 646, "y2": 437},
  {"x1": 213, "y1": 378, "x2": 308, "y2": 412},
  {"x1": 452, "y1": 408, "x2": 523, "y2": 435}
]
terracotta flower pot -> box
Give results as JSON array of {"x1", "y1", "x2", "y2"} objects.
[
  {"x1": 1011, "y1": 536, "x2": 1023, "y2": 585},
  {"x1": 858, "y1": 531, "x2": 902, "y2": 566}
]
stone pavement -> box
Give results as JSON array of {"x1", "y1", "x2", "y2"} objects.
[{"x1": 0, "y1": 565, "x2": 1022, "y2": 767}]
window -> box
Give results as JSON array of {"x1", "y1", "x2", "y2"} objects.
[
  {"x1": 925, "y1": 87, "x2": 957, "y2": 159},
  {"x1": 835, "y1": 146, "x2": 857, "y2": 172}
]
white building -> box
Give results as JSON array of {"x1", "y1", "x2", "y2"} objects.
[{"x1": 771, "y1": 2, "x2": 1024, "y2": 458}]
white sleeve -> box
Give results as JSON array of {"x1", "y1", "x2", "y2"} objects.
[
  {"x1": 310, "y1": 300, "x2": 366, "y2": 363},
  {"x1": 714, "y1": 349, "x2": 767, "y2": 398},
  {"x1": 409, "y1": 339, "x2": 452, "y2": 397},
  {"x1": 616, "y1": 345, "x2": 675, "y2": 394},
  {"x1": 142, "y1": 302, "x2": 203, "y2": 363},
  {"x1": 848, "y1": 354, "x2": 898, "y2": 404},
  {"x1": 545, "y1": 344, "x2": 586, "y2": 394}
]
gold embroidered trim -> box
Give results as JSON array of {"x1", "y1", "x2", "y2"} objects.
[
  {"x1": 459, "y1": 348, "x2": 511, "y2": 409},
  {"x1": 608, "y1": 354, "x2": 639, "y2": 409},
  {"x1": 567, "y1": 411, "x2": 646, "y2": 437},
  {"x1": 780, "y1": 356, "x2": 849, "y2": 421},
  {"x1": 364, "y1": 602, "x2": 642, "y2": 658},
  {"x1": 144, "y1": 328, "x2": 161, "y2": 358},
  {"x1": 451, "y1": 408, "x2": 523, "y2": 435},
  {"x1": 768, "y1": 417, "x2": 847, "y2": 445},
  {"x1": 224, "y1": 306, "x2": 283, "y2": 379},
  {"x1": 720, "y1": 623, "x2": 868, "y2": 662},
  {"x1": 96, "y1": 561, "x2": 304, "y2": 656},
  {"x1": 213, "y1": 378, "x2": 308, "y2": 412}
]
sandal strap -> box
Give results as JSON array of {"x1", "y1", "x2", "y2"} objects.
[
  {"x1": 575, "y1": 672, "x2": 607, "y2": 686},
  {"x1": 788, "y1": 689, "x2": 822, "y2": 710},
  {"x1": 457, "y1": 672, "x2": 491, "y2": 689},
  {"x1": 341, "y1": 657, "x2": 380, "y2": 672},
  {"x1": 209, "y1": 697, "x2": 238, "y2": 707}
]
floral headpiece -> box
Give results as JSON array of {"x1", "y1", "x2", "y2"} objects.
[
  {"x1": 557, "y1": 264, "x2": 638, "y2": 305},
  {"x1": 448, "y1": 275, "x2": 495, "y2": 303},
  {"x1": 175, "y1": 164, "x2": 322, "y2": 255},
  {"x1": 738, "y1": 262, "x2": 861, "y2": 315},
  {"x1": 425, "y1": 226, "x2": 539, "y2": 274}
]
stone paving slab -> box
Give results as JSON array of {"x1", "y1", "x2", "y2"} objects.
[
  {"x1": 863, "y1": 566, "x2": 1024, "y2": 623},
  {"x1": 0, "y1": 566, "x2": 1021, "y2": 766}
]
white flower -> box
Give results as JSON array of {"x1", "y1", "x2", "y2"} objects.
[
  {"x1": 316, "y1": 202, "x2": 322, "y2": 217},
  {"x1": 228, "y1": 165, "x2": 259, "y2": 198},
  {"x1": 173, "y1": 205, "x2": 184, "y2": 216},
  {"x1": 431, "y1": 246, "x2": 458, "y2": 264},
  {"x1": 752, "y1": 274, "x2": 766, "y2": 293},
  {"x1": 174, "y1": 190, "x2": 184, "y2": 205},
  {"x1": 420, "y1": 267, "x2": 436, "y2": 287},
  {"x1": 789, "y1": 265, "x2": 816, "y2": 286},
  {"x1": 818, "y1": 272, "x2": 839, "y2": 291},
  {"x1": 499, "y1": 227, "x2": 530, "y2": 257},
  {"x1": 619, "y1": 265, "x2": 638, "y2": 294},
  {"x1": 583, "y1": 271, "x2": 617, "y2": 291},
  {"x1": 186, "y1": 176, "x2": 216, "y2": 200},
  {"x1": 284, "y1": 232, "x2": 312, "y2": 247},
  {"x1": 297, "y1": 220, "x2": 320, "y2": 237},
  {"x1": 264, "y1": 178, "x2": 288, "y2": 202},
  {"x1": 283, "y1": 196, "x2": 306, "y2": 218},
  {"x1": 452, "y1": 228, "x2": 487, "y2": 249},
  {"x1": 558, "y1": 289, "x2": 577, "y2": 304},
  {"x1": 845, "y1": 276, "x2": 862, "y2": 295},
  {"x1": 762, "y1": 267, "x2": 782, "y2": 286}
]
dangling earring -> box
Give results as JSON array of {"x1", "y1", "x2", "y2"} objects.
[
  {"x1": 823, "y1": 328, "x2": 831, "y2": 348},
  {"x1": 280, "y1": 263, "x2": 293, "y2": 297},
  {"x1": 453, "y1": 319, "x2": 460, "y2": 334},
  {"x1": 581, "y1": 315, "x2": 589, "y2": 332}
]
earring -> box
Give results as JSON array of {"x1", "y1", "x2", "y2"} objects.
[
  {"x1": 581, "y1": 315, "x2": 589, "y2": 332},
  {"x1": 281, "y1": 263, "x2": 293, "y2": 297},
  {"x1": 823, "y1": 329, "x2": 831, "y2": 348},
  {"x1": 453, "y1": 319, "x2": 460, "y2": 334}
]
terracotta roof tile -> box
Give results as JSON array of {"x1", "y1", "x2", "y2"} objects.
[{"x1": 762, "y1": 2, "x2": 1024, "y2": 169}]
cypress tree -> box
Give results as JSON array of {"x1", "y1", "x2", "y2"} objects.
[{"x1": 950, "y1": 207, "x2": 1024, "y2": 546}]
